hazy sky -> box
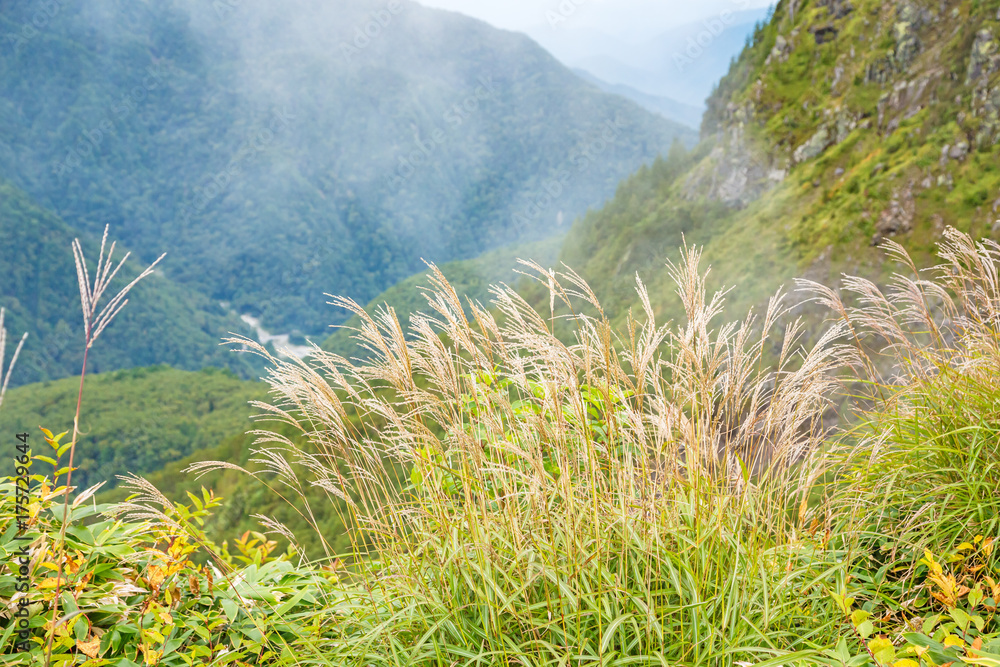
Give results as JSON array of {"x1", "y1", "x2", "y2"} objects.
[{"x1": 415, "y1": 0, "x2": 775, "y2": 36}]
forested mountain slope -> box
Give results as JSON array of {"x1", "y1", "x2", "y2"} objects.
[
  {"x1": 322, "y1": 235, "x2": 562, "y2": 357},
  {"x1": 0, "y1": 366, "x2": 263, "y2": 491},
  {"x1": 0, "y1": 181, "x2": 259, "y2": 386},
  {"x1": 0, "y1": 0, "x2": 695, "y2": 338},
  {"x1": 553, "y1": 0, "x2": 1000, "y2": 327}
]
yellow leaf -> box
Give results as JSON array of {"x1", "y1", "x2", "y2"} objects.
[
  {"x1": 944, "y1": 634, "x2": 965, "y2": 647},
  {"x1": 76, "y1": 636, "x2": 101, "y2": 659},
  {"x1": 893, "y1": 661, "x2": 920, "y2": 667},
  {"x1": 140, "y1": 647, "x2": 162, "y2": 666},
  {"x1": 957, "y1": 542, "x2": 975, "y2": 551},
  {"x1": 37, "y1": 576, "x2": 66, "y2": 589},
  {"x1": 146, "y1": 565, "x2": 167, "y2": 590}
]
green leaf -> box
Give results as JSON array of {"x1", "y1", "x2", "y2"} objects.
[
  {"x1": 969, "y1": 586, "x2": 985, "y2": 609},
  {"x1": 949, "y1": 607, "x2": 971, "y2": 629},
  {"x1": 922, "y1": 614, "x2": 941, "y2": 634},
  {"x1": 73, "y1": 615, "x2": 88, "y2": 642},
  {"x1": 220, "y1": 597, "x2": 239, "y2": 623}
]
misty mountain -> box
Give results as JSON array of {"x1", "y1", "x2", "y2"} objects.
[
  {"x1": 571, "y1": 69, "x2": 703, "y2": 128},
  {"x1": 0, "y1": 0, "x2": 695, "y2": 339},
  {"x1": 531, "y1": 8, "x2": 773, "y2": 107}
]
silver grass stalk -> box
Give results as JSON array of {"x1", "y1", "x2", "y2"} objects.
[{"x1": 0, "y1": 307, "x2": 28, "y2": 412}]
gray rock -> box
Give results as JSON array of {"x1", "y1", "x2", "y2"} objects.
[
  {"x1": 948, "y1": 141, "x2": 969, "y2": 160},
  {"x1": 767, "y1": 35, "x2": 792, "y2": 65},
  {"x1": 793, "y1": 127, "x2": 832, "y2": 163},
  {"x1": 971, "y1": 86, "x2": 1000, "y2": 147},
  {"x1": 966, "y1": 29, "x2": 1000, "y2": 84},
  {"x1": 681, "y1": 129, "x2": 776, "y2": 209},
  {"x1": 873, "y1": 186, "x2": 915, "y2": 245},
  {"x1": 813, "y1": 25, "x2": 838, "y2": 44}
]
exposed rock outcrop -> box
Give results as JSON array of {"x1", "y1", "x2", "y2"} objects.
[
  {"x1": 971, "y1": 86, "x2": 1000, "y2": 147},
  {"x1": 872, "y1": 185, "x2": 915, "y2": 246},
  {"x1": 867, "y1": 1, "x2": 932, "y2": 84},
  {"x1": 817, "y1": 0, "x2": 854, "y2": 20},
  {"x1": 793, "y1": 127, "x2": 833, "y2": 163},
  {"x1": 766, "y1": 34, "x2": 793, "y2": 65},
  {"x1": 966, "y1": 29, "x2": 1000, "y2": 84},
  {"x1": 876, "y1": 71, "x2": 941, "y2": 130}
]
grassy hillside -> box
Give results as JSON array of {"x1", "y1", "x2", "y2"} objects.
[
  {"x1": 0, "y1": 366, "x2": 264, "y2": 491},
  {"x1": 0, "y1": 0, "x2": 695, "y2": 337},
  {"x1": 555, "y1": 0, "x2": 1000, "y2": 329},
  {"x1": 0, "y1": 181, "x2": 261, "y2": 386}
]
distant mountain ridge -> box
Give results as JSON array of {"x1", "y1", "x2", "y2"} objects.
[
  {"x1": 571, "y1": 69, "x2": 703, "y2": 128},
  {"x1": 529, "y1": 7, "x2": 774, "y2": 106},
  {"x1": 0, "y1": 0, "x2": 695, "y2": 339}
]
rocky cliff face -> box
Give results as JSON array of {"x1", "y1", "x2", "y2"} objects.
[
  {"x1": 557, "y1": 0, "x2": 1000, "y2": 333},
  {"x1": 695, "y1": 0, "x2": 1000, "y2": 248}
]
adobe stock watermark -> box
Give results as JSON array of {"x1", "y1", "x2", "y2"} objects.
[
  {"x1": 384, "y1": 76, "x2": 500, "y2": 190},
  {"x1": 52, "y1": 61, "x2": 172, "y2": 178},
  {"x1": 544, "y1": 0, "x2": 592, "y2": 29},
  {"x1": 511, "y1": 117, "x2": 627, "y2": 232},
  {"x1": 340, "y1": 0, "x2": 405, "y2": 63},
  {"x1": 212, "y1": 0, "x2": 244, "y2": 21},
  {"x1": 4, "y1": 0, "x2": 64, "y2": 54},
  {"x1": 179, "y1": 107, "x2": 296, "y2": 223},
  {"x1": 672, "y1": 0, "x2": 753, "y2": 72}
]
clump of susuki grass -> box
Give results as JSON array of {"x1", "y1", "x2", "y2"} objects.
[
  {"x1": 44, "y1": 227, "x2": 164, "y2": 667},
  {"x1": 196, "y1": 245, "x2": 855, "y2": 664},
  {"x1": 798, "y1": 229, "x2": 1000, "y2": 661},
  {"x1": 804, "y1": 228, "x2": 1000, "y2": 551}
]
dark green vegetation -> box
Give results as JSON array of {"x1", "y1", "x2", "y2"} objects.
[
  {"x1": 0, "y1": 0, "x2": 694, "y2": 343},
  {"x1": 0, "y1": 181, "x2": 261, "y2": 386},
  {"x1": 0, "y1": 366, "x2": 263, "y2": 491}
]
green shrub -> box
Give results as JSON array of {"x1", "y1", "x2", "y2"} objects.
[{"x1": 0, "y1": 465, "x2": 336, "y2": 666}]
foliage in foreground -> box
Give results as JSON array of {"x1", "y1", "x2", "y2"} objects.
[
  {"x1": 2, "y1": 228, "x2": 1000, "y2": 665},
  {"x1": 0, "y1": 462, "x2": 337, "y2": 666}
]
